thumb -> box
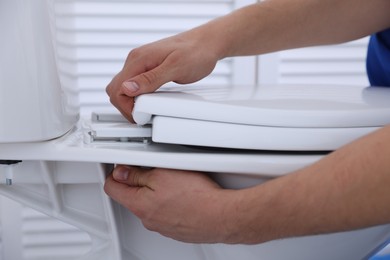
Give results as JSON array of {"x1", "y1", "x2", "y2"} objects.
[
  {"x1": 112, "y1": 165, "x2": 153, "y2": 189},
  {"x1": 121, "y1": 64, "x2": 173, "y2": 97}
]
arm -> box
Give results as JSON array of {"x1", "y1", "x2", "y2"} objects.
[
  {"x1": 224, "y1": 124, "x2": 390, "y2": 244},
  {"x1": 104, "y1": 125, "x2": 390, "y2": 244},
  {"x1": 106, "y1": 0, "x2": 390, "y2": 122},
  {"x1": 205, "y1": 0, "x2": 390, "y2": 58}
]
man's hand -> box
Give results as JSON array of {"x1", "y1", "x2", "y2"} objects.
[
  {"x1": 104, "y1": 165, "x2": 235, "y2": 243},
  {"x1": 105, "y1": 31, "x2": 219, "y2": 122}
]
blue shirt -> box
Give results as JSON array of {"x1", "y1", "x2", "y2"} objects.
[{"x1": 367, "y1": 28, "x2": 390, "y2": 87}]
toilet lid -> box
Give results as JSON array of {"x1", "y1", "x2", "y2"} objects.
[{"x1": 132, "y1": 85, "x2": 390, "y2": 151}]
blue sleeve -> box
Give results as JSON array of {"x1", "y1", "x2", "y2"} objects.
[{"x1": 366, "y1": 28, "x2": 390, "y2": 87}]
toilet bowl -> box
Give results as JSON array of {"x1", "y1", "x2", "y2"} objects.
[{"x1": 1, "y1": 84, "x2": 390, "y2": 260}]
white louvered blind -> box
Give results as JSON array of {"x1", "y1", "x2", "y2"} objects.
[
  {"x1": 20, "y1": 207, "x2": 91, "y2": 260},
  {"x1": 0, "y1": 197, "x2": 91, "y2": 260},
  {"x1": 54, "y1": 0, "x2": 257, "y2": 115},
  {"x1": 258, "y1": 38, "x2": 370, "y2": 85}
]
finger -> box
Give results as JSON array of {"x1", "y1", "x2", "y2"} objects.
[
  {"x1": 106, "y1": 75, "x2": 136, "y2": 123},
  {"x1": 121, "y1": 60, "x2": 176, "y2": 97},
  {"x1": 112, "y1": 95, "x2": 135, "y2": 123},
  {"x1": 104, "y1": 174, "x2": 147, "y2": 213},
  {"x1": 112, "y1": 165, "x2": 154, "y2": 190}
]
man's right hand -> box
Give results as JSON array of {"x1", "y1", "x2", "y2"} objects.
[{"x1": 106, "y1": 30, "x2": 220, "y2": 123}]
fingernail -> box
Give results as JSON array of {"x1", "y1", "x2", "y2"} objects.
[
  {"x1": 122, "y1": 81, "x2": 139, "y2": 93},
  {"x1": 114, "y1": 167, "x2": 129, "y2": 181}
]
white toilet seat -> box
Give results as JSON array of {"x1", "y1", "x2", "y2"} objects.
[
  {"x1": 151, "y1": 115, "x2": 379, "y2": 151},
  {"x1": 133, "y1": 84, "x2": 390, "y2": 151}
]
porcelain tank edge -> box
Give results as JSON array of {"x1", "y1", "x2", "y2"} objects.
[{"x1": 0, "y1": 0, "x2": 79, "y2": 143}]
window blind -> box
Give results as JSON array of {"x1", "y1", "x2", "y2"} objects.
[{"x1": 258, "y1": 38, "x2": 370, "y2": 86}]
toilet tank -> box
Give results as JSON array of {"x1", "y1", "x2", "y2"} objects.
[{"x1": 0, "y1": 0, "x2": 79, "y2": 143}]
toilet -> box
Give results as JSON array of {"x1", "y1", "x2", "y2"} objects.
[
  {"x1": 2, "y1": 83, "x2": 390, "y2": 260},
  {"x1": 2, "y1": 1, "x2": 390, "y2": 259}
]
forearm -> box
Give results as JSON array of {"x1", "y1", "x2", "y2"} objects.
[
  {"x1": 224, "y1": 125, "x2": 390, "y2": 244},
  {"x1": 188, "y1": 0, "x2": 390, "y2": 59}
]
